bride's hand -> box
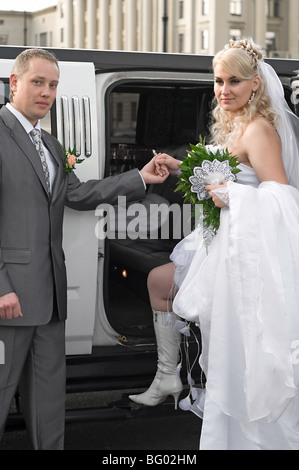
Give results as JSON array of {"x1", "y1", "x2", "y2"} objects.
[
  {"x1": 205, "y1": 182, "x2": 228, "y2": 208},
  {"x1": 155, "y1": 154, "x2": 182, "y2": 175}
]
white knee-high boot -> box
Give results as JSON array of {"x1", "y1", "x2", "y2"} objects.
[{"x1": 129, "y1": 310, "x2": 183, "y2": 409}]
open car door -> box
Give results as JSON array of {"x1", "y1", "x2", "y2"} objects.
[{"x1": 57, "y1": 61, "x2": 101, "y2": 355}]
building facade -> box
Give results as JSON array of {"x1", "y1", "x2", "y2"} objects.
[{"x1": 0, "y1": 0, "x2": 298, "y2": 58}]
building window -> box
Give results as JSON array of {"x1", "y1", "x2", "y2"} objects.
[
  {"x1": 131, "y1": 102, "x2": 137, "y2": 122},
  {"x1": 201, "y1": 30, "x2": 209, "y2": 50},
  {"x1": 273, "y1": 0, "x2": 280, "y2": 17},
  {"x1": 179, "y1": 1, "x2": 184, "y2": 19},
  {"x1": 40, "y1": 32, "x2": 48, "y2": 47},
  {"x1": 266, "y1": 31, "x2": 277, "y2": 55},
  {"x1": 0, "y1": 34, "x2": 8, "y2": 45},
  {"x1": 117, "y1": 102, "x2": 123, "y2": 123},
  {"x1": 179, "y1": 33, "x2": 184, "y2": 53},
  {"x1": 230, "y1": 28, "x2": 242, "y2": 41},
  {"x1": 202, "y1": 0, "x2": 209, "y2": 15},
  {"x1": 60, "y1": 2, "x2": 65, "y2": 18},
  {"x1": 267, "y1": 0, "x2": 281, "y2": 17},
  {"x1": 230, "y1": 0, "x2": 242, "y2": 15}
]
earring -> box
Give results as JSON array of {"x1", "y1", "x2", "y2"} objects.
[{"x1": 248, "y1": 92, "x2": 256, "y2": 104}]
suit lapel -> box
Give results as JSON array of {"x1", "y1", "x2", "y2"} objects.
[
  {"x1": 1, "y1": 107, "x2": 65, "y2": 202},
  {"x1": 1, "y1": 107, "x2": 51, "y2": 198}
]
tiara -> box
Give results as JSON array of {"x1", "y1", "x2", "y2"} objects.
[{"x1": 225, "y1": 39, "x2": 260, "y2": 68}]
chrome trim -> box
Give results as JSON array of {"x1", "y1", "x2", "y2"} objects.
[
  {"x1": 83, "y1": 96, "x2": 92, "y2": 157},
  {"x1": 61, "y1": 95, "x2": 70, "y2": 150},
  {"x1": 72, "y1": 96, "x2": 81, "y2": 156}
]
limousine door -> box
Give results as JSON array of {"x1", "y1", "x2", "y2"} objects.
[{"x1": 57, "y1": 61, "x2": 101, "y2": 355}]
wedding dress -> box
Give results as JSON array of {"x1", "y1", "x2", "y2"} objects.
[{"x1": 171, "y1": 163, "x2": 299, "y2": 450}]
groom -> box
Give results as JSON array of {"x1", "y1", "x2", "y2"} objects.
[{"x1": 0, "y1": 48, "x2": 168, "y2": 450}]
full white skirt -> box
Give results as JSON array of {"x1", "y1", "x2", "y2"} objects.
[{"x1": 171, "y1": 181, "x2": 299, "y2": 450}]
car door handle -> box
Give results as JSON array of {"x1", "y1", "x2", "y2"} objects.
[
  {"x1": 61, "y1": 95, "x2": 70, "y2": 150},
  {"x1": 72, "y1": 96, "x2": 81, "y2": 156},
  {"x1": 83, "y1": 96, "x2": 92, "y2": 157}
]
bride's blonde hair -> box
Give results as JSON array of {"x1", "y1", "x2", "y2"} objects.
[{"x1": 210, "y1": 38, "x2": 278, "y2": 147}]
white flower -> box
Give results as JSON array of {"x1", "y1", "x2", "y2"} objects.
[
  {"x1": 189, "y1": 159, "x2": 236, "y2": 201},
  {"x1": 204, "y1": 171, "x2": 226, "y2": 185},
  {"x1": 204, "y1": 144, "x2": 224, "y2": 156}
]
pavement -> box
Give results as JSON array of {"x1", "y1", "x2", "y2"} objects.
[{"x1": 0, "y1": 390, "x2": 202, "y2": 451}]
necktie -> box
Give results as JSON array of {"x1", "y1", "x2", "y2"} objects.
[{"x1": 30, "y1": 128, "x2": 51, "y2": 195}]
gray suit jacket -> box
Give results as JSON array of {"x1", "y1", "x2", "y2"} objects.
[{"x1": 0, "y1": 106, "x2": 146, "y2": 326}]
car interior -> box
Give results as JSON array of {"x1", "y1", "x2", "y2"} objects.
[{"x1": 105, "y1": 82, "x2": 214, "y2": 344}]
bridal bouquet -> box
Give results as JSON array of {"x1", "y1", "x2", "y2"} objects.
[{"x1": 176, "y1": 137, "x2": 240, "y2": 235}]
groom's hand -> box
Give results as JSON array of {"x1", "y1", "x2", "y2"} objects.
[
  {"x1": 155, "y1": 154, "x2": 182, "y2": 175},
  {"x1": 0, "y1": 293, "x2": 23, "y2": 320},
  {"x1": 140, "y1": 156, "x2": 169, "y2": 185}
]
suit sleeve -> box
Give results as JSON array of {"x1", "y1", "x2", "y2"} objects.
[
  {"x1": 0, "y1": 250, "x2": 15, "y2": 297},
  {"x1": 65, "y1": 169, "x2": 146, "y2": 211},
  {"x1": 0, "y1": 144, "x2": 15, "y2": 297}
]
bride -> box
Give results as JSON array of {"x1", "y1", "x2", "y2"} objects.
[{"x1": 129, "y1": 38, "x2": 299, "y2": 450}]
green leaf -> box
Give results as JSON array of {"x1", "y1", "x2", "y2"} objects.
[{"x1": 176, "y1": 135, "x2": 240, "y2": 234}]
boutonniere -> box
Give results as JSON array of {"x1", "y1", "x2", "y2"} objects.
[{"x1": 63, "y1": 147, "x2": 85, "y2": 174}]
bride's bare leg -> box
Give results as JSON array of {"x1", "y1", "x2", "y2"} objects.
[
  {"x1": 129, "y1": 262, "x2": 183, "y2": 408},
  {"x1": 147, "y1": 262, "x2": 177, "y2": 312}
]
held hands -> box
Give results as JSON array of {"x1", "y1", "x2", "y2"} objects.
[
  {"x1": 155, "y1": 153, "x2": 182, "y2": 175},
  {"x1": 140, "y1": 153, "x2": 182, "y2": 185},
  {"x1": 0, "y1": 292, "x2": 23, "y2": 320},
  {"x1": 140, "y1": 156, "x2": 170, "y2": 185},
  {"x1": 141, "y1": 154, "x2": 228, "y2": 208}
]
